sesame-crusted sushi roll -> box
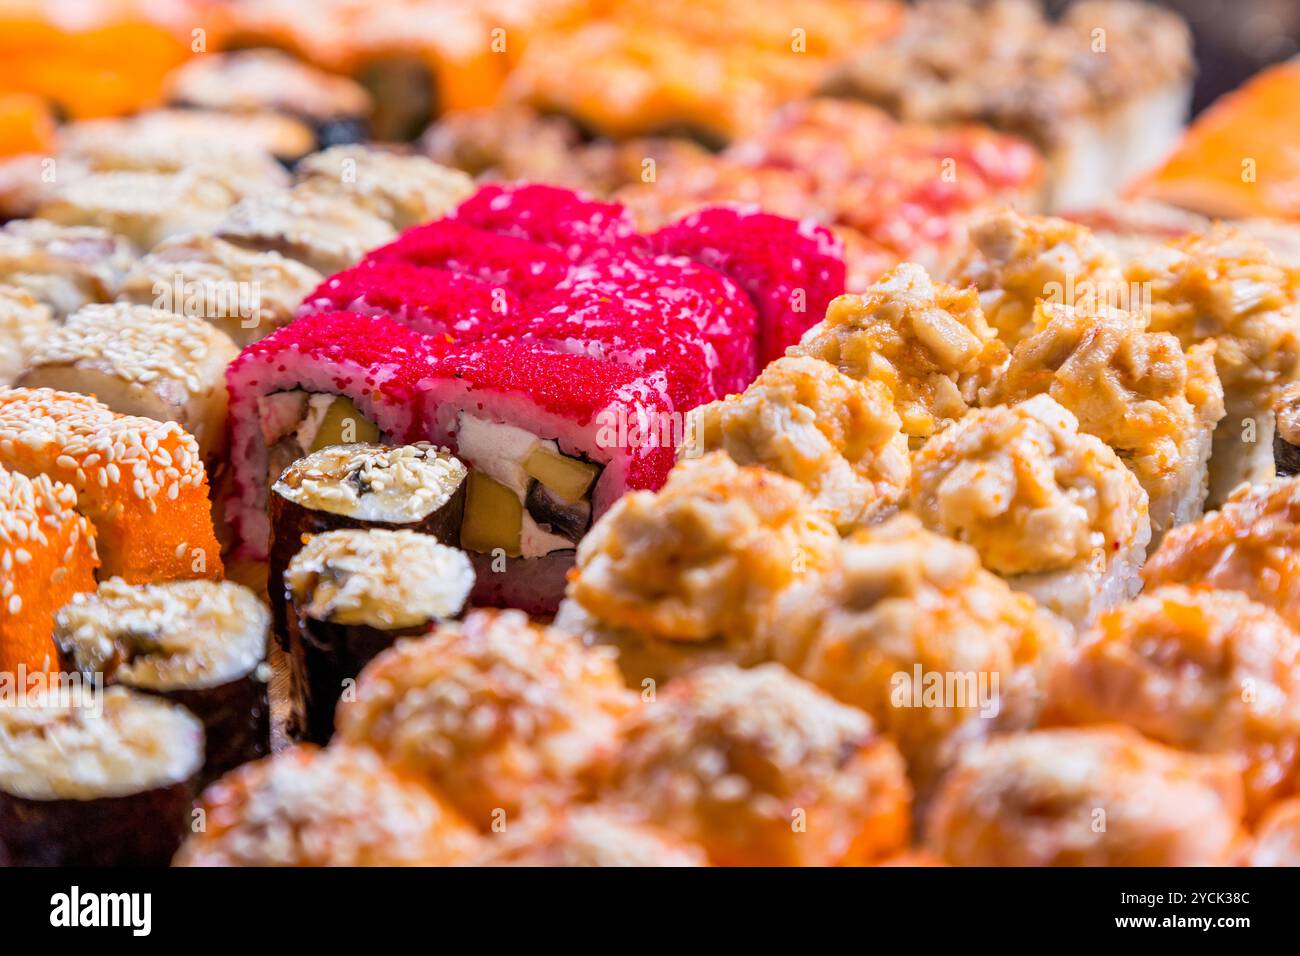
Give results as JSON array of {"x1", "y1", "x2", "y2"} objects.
[
  {"x1": 284, "y1": 529, "x2": 474, "y2": 744},
  {"x1": 17, "y1": 304, "x2": 237, "y2": 462},
  {"x1": 593, "y1": 663, "x2": 911, "y2": 867},
  {"x1": 224, "y1": 311, "x2": 443, "y2": 559},
  {"x1": 472, "y1": 806, "x2": 707, "y2": 867},
  {"x1": 911, "y1": 395, "x2": 1151, "y2": 631},
  {"x1": 652, "y1": 205, "x2": 846, "y2": 366},
  {"x1": 1043, "y1": 585, "x2": 1300, "y2": 819},
  {"x1": 0, "y1": 220, "x2": 134, "y2": 317},
  {"x1": 692, "y1": 355, "x2": 910, "y2": 531},
  {"x1": 1125, "y1": 226, "x2": 1300, "y2": 505},
  {"x1": 1251, "y1": 799, "x2": 1300, "y2": 867},
  {"x1": 0, "y1": 687, "x2": 203, "y2": 866},
  {"x1": 117, "y1": 234, "x2": 325, "y2": 348},
  {"x1": 0, "y1": 388, "x2": 223, "y2": 584},
  {"x1": 790, "y1": 263, "x2": 1009, "y2": 447},
  {"x1": 336, "y1": 609, "x2": 634, "y2": 829},
  {"x1": 55, "y1": 580, "x2": 271, "y2": 787},
  {"x1": 295, "y1": 146, "x2": 473, "y2": 229},
  {"x1": 0, "y1": 467, "x2": 97, "y2": 675},
  {"x1": 0, "y1": 285, "x2": 52, "y2": 386},
  {"x1": 1275, "y1": 382, "x2": 1300, "y2": 478},
  {"x1": 926, "y1": 726, "x2": 1246, "y2": 867},
  {"x1": 421, "y1": 338, "x2": 678, "y2": 615},
  {"x1": 173, "y1": 745, "x2": 477, "y2": 867}
]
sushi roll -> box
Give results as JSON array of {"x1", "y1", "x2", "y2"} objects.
[
  {"x1": 0, "y1": 285, "x2": 53, "y2": 387},
  {"x1": 0, "y1": 466, "x2": 98, "y2": 675},
  {"x1": 0, "y1": 388, "x2": 224, "y2": 584},
  {"x1": 789, "y1": 263, "x2": 1009, "y2": 447},
  {"x1": 986, "y1": 301, "x2": 1225, "y2": 546},
  {"x1": 691, "y1": 355, "x2": 910, "y2": 531},
  {"x1": 1125, "y1": 226, "x2": 1300, "y2": 506},
  {"x1": 173, "y1": 745, "x2": 477, "y2": 867},
  {"x1": 294, "y1": 146, "x2": 473, "y2": 229},
  {"x1": 925, "y1": 726, "x2": 1245, "y2": 866},
  {"x1": 472, "y1": 807, "x2": 707, "y2": 867},
  {"x1": 0, "y1": 220, "x2": 134, "y2": 318},
  {"x1": 419, "y1": 338, "x2": 679, "y2": 614},
  {"x1": 223, "y1": 310, "x2": 443, "y2": 559},
  {"x1": 284, "y1": 528, "x2": 475, "y2": 744},
  {"x1": 17, "y1": 304, "x2": 237, "y2": 462},
  {"x1": 336, "y1": 609, "x2": 633, "y2": 829},
  {"x1": 54, "y1": 580, "x2": 271, "y2": 787},
  {"x1": 1275, "y1": 382, "x2": 1300, "y2": 477},
  {"x1": 1042, "y1": 585, "x2": 1300, "y2": 820},
  {"x1": 268, "y1": 442, "x2": 467, "y2": 647},
  {"x1": 592, "y1": 663, "x2": 911, "y2": 866},
  {"x1": 651, "y1": 205, "x2": 846, "y2": 366},
  {"x1": 117, "y1": 234, "x2": 325, "y2": 348},
  {"x1": 216, "y1": 183, "x2": 395, "y2": 275},
  {"x1": 0, "y1": 686, "x2": 203, "y2": 866},
  {"x1": 1251, "y1": 799, "x2": 1300, "y2": 867}
]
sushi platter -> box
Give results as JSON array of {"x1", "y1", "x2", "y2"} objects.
[{"x1": 3, "y1": 0, "x2": 1300, "y2": 874}]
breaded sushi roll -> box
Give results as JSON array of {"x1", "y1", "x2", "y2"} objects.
[
  {"x1": 0, "y1": 220, "x2": 133, "y2": 318},
  {"x1": 295, "y1": 146, "x2": 473, "y2": 229},
  {"x1": 765, "y1": 515, "x2": 1063, "y2": 794},
  {"x1": 1043, "y1": 585, "x2": 1300, "y2": 818},
  {"x1": 1125, "y1": 226, "x2": 1300, "y2": 505},
  {"x1": 117, "y1": 234, "x2": 325, "y2": 347},
  {"x1": 0, "y1": 466, "x2": 97, "y2": 675},
  {"x1": 0, "y1": 285, "x2": 52, "y2": 386},
  {"x1": 926, "y1": 726, "x2": 1246, "y2": 867},
  {"x1": 224, "y1": 311, "x2": 443, "y2": 559},
  {"x1": 790, "y1": 263, "x2": 1009, "y2": 446},
  {"x1": 55, "y1": 580, "x2": 271, "y2": 786},
  {"x1": 1251, "y1": 799, "x2": 1300, "y2": 867},
  {"x1": 173, "y1": 745, "x2": 477, "y2": 867},
  {"x1": 0, "y1": 687, "x2": 203, "y2": 866},
  {"x1": 472, "y1": 806, "x2": 707, "y2": 867},
  {"x1": 0, "y1": 388, "x2": 224, "y2": 584},
  {"x1": 692, "y1": 355, "x2": 910, "y2": 531},
  {"x1": 594, "y1": 663, "x2": 911, "y2": 867},
  {"x1": 285, "y1": 529, "x2": 474, "y2": 744},
  {"x1": 911, "y1": 395, "x2": 1150, "y2": 630},
  {"x1": 1274, "y1": 382, "x2": 1300, "y2": 478},
  {"x1": 336, "y1": 609, "x2": 633, "y2": 829},
  {"x1": 989, "y1": 301, "x2": 1225, "y2": 544},
  {"x1": 18, "y1": 304, "x2": 237, "y2": 462}
]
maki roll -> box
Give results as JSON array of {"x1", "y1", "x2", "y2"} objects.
[
  {"x1": 0, "y1": 388, "x2": 224, "y2": 584},
  {"x1": 294, "y1": 146, "x2": 473, "y2": 229},
  {"x1": 0, "y1": 285, "x2": 53, "y2": 387},
  {"x1": 54, "y1": 580, "x2": 271, "y2": 786},
  {"x1": 1276, "y1": 382, "x2": 1300, "y2": 478},
  {"x1": 224, "y1": 311, "x2": 443, "y2": 559},
  {"x1": 472, "y1": 807, "x2": 706, "y2": 867},
  {"x1": 268, "y1": 442, "x2": 467, "y2": 647},
  {"x1": 0, "y1": 686, "x2": 203, "y2": 866},
  {"x1": 0, "y1": 220, "x2": 133, "y2": 318},
  {"x1": 17, "y1": 304, "x2": 238, "y2": 462},
  {"x1": 450, "y1": 182, "x2": 646, "y2": 261},
  {"x1": 284, "y1": 528, "x2": 474, "y2": 744}
]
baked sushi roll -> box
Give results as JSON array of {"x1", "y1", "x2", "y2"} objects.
[
  {"x1": 17, "y1": 303, "x2": 237, "y2": 462},
  {"x1": 1125, "y1": 226, "x2": 1300, "y2": 506},
  {"x1": 912, "y1": 395, "x2": 1151, "y2": 631},
  {"x1": 295, "y1": 146, "x2": 473, "y2": 229},
  {"x1": 268, "y1": 442, "x2": 467, "y2": 647},
  {"x1": 54, "y1": 579, "x2": 271, "y2": 787},
  {"x1": 0, "y1": 219, "x2": 134, "y2": 318},
  {"x1": 592, "y1": 663, "x2": 911, "y2": 866},
  {"x1": 0, "y1": 388, "x2": 224, "y2": 584},
  {"x1": 925, "y1": 726, "x2": 1246, "y2": 866},
  {"x1": 1043, "y1": 585, "x2": 1300, "y2": 820},
  {"x1": 117, "y1": 233, "x2": 325, "y2": 347},
  {"x1": 216, "y1": 183, "x2": 395, "y2": 275},
  {"x1": 0, "y1": 466, "x2": 98, "y2": 675},
  {"x1": 164, "y1": 49, "x2": 374, "y2": 151},
  {"x1": 224, "y1": 311, "x2": 443, "y2": 559},
  {"x1": 1275, "y1": 382, "x2": 1300, "y2": 477},
  {"x1": 450, "y1": 183, "x2": 646, "y2": 262},
  {"x1": 691, "y1": 355, "x2": 910, "y2": 531},
  {"x1": 1251, "y1": 799, "x2": 1300, "y2": 867},
  {"x1": 472, "y1": 806, "x2": 707, "y2": 867},
  {"x1": 173, "y1": 745, "x2": 477, "y2": 867},
  {"x1": 284, "y1": 528, "x2": 475, "y2": 744},
  {"x1": 0, "y1": 686, "x2": 203, "y2": 866},
  {"x1": 0, "y1": 285, "x2": 52, "y2": 386},
  {"x1": 789, "y1": 263, "x2": 1009, "y2": 447},
  {"x1": 988, "y1": 301, "x2": 1225, "y2": 545},
  {"x1": 336, "y1": 609, "x2": 633, "y2": 829},
  {"x1": 420, "y1": 105, "x2": 598, "y2": 189}
]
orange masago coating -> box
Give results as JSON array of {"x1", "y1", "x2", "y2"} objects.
[{"x1": 0, "y1": 388, "x2": 221, "y2": 584}]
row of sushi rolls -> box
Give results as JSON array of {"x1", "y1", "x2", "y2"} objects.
[{"x1": 4, "y1": 0, "x2": 1300, "y2": 868}]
